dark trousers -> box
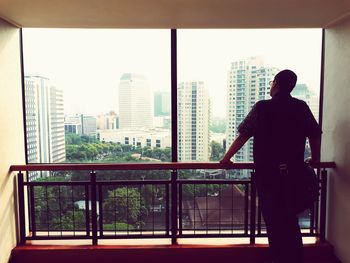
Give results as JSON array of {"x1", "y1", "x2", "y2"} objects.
[{"x1": 256, "y1": 171, "x2": 303, "y2": 263}]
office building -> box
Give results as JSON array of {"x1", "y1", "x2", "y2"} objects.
[
  {"x1": 97, "y1": 111, "x2": 119, "y2": 130},
  {"x1": 118, "y1": 73, "x2": 153, "y2": 129},
  {"x1": 154, "y1": 91, "x2": 170, "y2": 116},
  {"x1": 98, "y1": 128, "x2": 171, "y2": 149},
  {"x1": 65, "y1": 114, "x2": 97, "y2": 137}
]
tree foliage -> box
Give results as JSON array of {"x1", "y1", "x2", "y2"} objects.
[
  {"x1": 210, "y1": 141, "x2": 225, "y2": 161},
  {"x1": 30, "y1": 134, "x2": 227, "y2": 232},
  {"x1": 33, "y1": 176, "x2": 86, "y2": 230},
  {"x1": 103, "y1": 187, "x2": 147, "y2": 227},
  {"x1": 65, "y1": 133, "x2": 171, "y2": 163}
]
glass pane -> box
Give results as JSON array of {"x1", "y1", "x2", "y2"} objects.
[
  {"x1": 23, "y1": 29, "x2": 171, "y2": 172},
  {"x1": 178, "y1": 29, "x2": 321, "y2": 167}
]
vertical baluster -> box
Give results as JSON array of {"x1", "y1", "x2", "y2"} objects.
[
  {"x1": 85, "y1": 184, "x2": 90, "y2": 237},
  {"x1": 90, "y1": 170, "x2": 98, "y2": 245},
  {"x1": 250, "y1": 171, "x2": 256, "y2": 245},
  {"x1": 165, "y1": 183, "x2": 170, "y2": 236},
  {"x1": 320, "y1": 168, "x2": 328, "y2": 243},
  {"x1": 98, "y1": 184, "x2": 104, "y2": 237},
  {"x1": 178, "y1": 182, "x2": 183, "y2": 236},
  {"x1": 18, "y1": 172, "x2": 26, "y2": 245},
  {"x1": 244, "y1": 183, "x2": 249, "y2": 235},
  {"x1": 29, "y1": 184, "x2": 36, "y2": 238},
  {"x1": 171, "y1": 169, "x2": 178, "y2": 245}
]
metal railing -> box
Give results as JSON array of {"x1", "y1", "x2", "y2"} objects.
[{"x1": 10, "y1": 162, "x2": 335, "y2": 245}]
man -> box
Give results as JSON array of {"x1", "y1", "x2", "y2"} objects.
[{"x1": 221, "y1": 69, "x2": 322, "y2": 263}]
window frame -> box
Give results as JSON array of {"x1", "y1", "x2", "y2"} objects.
[{"x1": 20, "y1": 28, "x2": 325, "y2": 164}]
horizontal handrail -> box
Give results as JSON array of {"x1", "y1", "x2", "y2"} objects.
[{"x1": 10, "y1": 161, "x2": 336, "y2": 172}]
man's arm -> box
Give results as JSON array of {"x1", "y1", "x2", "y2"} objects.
[
  {"x1": 221, "y1": 101, "x2": 258, "y2": 163},
  {"x1": 220, "y1": 133, "x2": 251, "y2": 163},
  {"x1": 307, "y1": 135, "x2": 321, "y2": 163},
  {"x1": 303, "y1": 102, "x2": 322, "y2": 164}
]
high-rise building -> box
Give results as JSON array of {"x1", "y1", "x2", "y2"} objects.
[
  {"x1": 118, "y1": 73, "x2": 153, "y2": 129},
  {"x1": 291, "y1": 84, "x2": 320, "y2": 151},
  {"x1": 178, "y1": 81, "x2": 210, "y2": 161},
  {"x1": 97, "y1": 111, "x2": 119, "y2": 130},
  {"x1": 25, "y1": 76, "x2": 66, "y2": 178},
  {"x1": 81, "y1": 115, "x2": 97, "y2": 137},
  {"x1": 65, "y1": 117, "x2": 82, "y2": 134},
  {"x1": 226, "y1": 57, "x2": 279, "y2": 164},
  {"x1": 154, "y1": 91, "x2": 170, "y2": 116},
  {"x1": 292, "y1": 84, "x2": 319, "y2": 121},
  {"x1": 65, "y1": 114, "x2": 97, "y2": 137}
]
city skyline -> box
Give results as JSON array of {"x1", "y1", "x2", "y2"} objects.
[
  {"x1": 23, "y1": 28, "x2": 322, "y2": 117},
  {"x1": 25, "y1": 70, "x2": 317, "y2": 165}
]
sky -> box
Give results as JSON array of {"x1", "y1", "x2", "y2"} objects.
[{"x1": 23, "y1": 28, "x2": 322, "y2": 117}]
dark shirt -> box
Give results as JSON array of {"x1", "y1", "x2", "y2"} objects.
[{"x1": 238, "y1": 93, "x2": 322, "y2": 169}]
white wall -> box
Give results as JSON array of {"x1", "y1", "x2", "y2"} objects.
[
  {"x1": 324, "y1": 16, "x2": 350, "y2": 263},
  {"x1": 0, "y1": 19, "x2": 24, "y2": 263}
]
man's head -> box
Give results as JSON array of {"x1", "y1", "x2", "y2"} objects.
[{"x1": 269, "y1": 69, "x2": 297, "y2": 97}]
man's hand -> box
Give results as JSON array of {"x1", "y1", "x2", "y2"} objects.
[
  {"x1": 305, "y1": 157, "x2": 319, "y2": 165},
  {"x1": 219, "y1": 133, "x2": 250, "y2": 166},
  {"x1": 305, "y1": 157, "x2": 312, "y2": 164},
  {"x1": 220, "y1": 158, "x2": 233, "y2": 164}
]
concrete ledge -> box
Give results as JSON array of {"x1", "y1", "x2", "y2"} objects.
[{"x1": 10, "y1": 242, "x2": 338, "y2": 263}]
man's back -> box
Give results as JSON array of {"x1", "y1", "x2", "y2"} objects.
[{"x1": 253, "y1": 94, "x2": 311, "y2": 167}]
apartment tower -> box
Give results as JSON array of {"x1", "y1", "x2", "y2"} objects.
[
  {"x1": 226, "y1": 57, "x2": 279, "y2": 165},
  {"x1": 178, "y1": 81, "x2": 210, "y2": 161},
  {"x1": 24, "y1": 76, "x2": 66, "y2": 177}
]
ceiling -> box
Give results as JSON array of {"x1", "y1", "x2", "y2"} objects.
[{"x1": 0, "y1": 0, "x2": 350, "y2": 28}]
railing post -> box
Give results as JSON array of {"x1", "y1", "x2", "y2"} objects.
[
  {"x1": 29, "y1": 185, "x2": 36, "y2": 238},
  {"x1": 165, "y1": 183, "x2": 170, "y2": 237},
  {"x1": 90, "y1": 170, "x2": 98, "y2": 245},
  {"x1": 171, "y1": 169, "x2": 178, "y2": 245},
  {"x1": 85, "y1": 184, "x2": 90, "y2": 237},
  {"x1": 17, "y1": 172, "x2": 26, "y2": 245},
  {"x1": 250, "y1": 171, "x2": 256, "y2": 245},
  {"x1": 319, "y1": 168, "x2": 328, "y2": 243},
  {"x1": 178, "y1": 182, "x2": 183, "y2": 236}
]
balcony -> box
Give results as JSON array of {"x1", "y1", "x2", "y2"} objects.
[
  {"x1": 2, "y1": 1, "x2": 350, "y2": 262},
  {"x1": 9, "y1": 162, "x2": 337, "y2": 263}
]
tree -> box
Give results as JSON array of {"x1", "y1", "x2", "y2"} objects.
[
  {"x1": 65, "y1": 133, "x2": 82, "y2": 145},
  {"x1": 210, "y1": 141, "x2": 225, "y2": 161},
  {"x1": 33, "y1": 176, "x2": 87, "y2": 230},
  {"x1": 103, "y1": 187, "x2": 147, "y2": 228}
]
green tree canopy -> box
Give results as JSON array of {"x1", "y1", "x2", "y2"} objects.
[{"x1": 103, "y1": 187, "x2": 147, "y2": 227}]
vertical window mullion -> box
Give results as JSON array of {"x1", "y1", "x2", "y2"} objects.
[{"x1": 171, "y1": 29, "x2": 178, "y2": 162}]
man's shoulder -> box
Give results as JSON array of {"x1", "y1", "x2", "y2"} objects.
[
  {"x1": 254, "y1": 97, "x2": 308, "y2": 112},
  {"x1": 254, "y1": 99, "x2": 275, "y2": 110},
  {"x1": 290, "y1": 97, "x2": 309, "y2": 108},
  {"x1": 255, "y1": 99, "x2": 270, "y2": 107}
]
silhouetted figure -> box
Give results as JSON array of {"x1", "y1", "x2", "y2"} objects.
[{"x1": 221, "y1": 70, "x2": 322, "y2": 263}]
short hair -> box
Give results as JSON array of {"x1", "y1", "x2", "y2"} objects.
[{"x1": 274, "y1": 69, "x2": 297, "y2": 93}]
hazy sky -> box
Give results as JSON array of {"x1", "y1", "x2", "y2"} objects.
[{"x1": 23, "y1": 28, "x2": 322, "y2": 117}]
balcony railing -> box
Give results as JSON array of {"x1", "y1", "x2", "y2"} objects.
[{"x1": 10, "y1": 162, "x2": 335, "y2": 245}]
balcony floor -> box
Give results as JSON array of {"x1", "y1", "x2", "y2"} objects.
[{"x1": 10, "y1": 240, "x2": 340, "y2": 263}]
